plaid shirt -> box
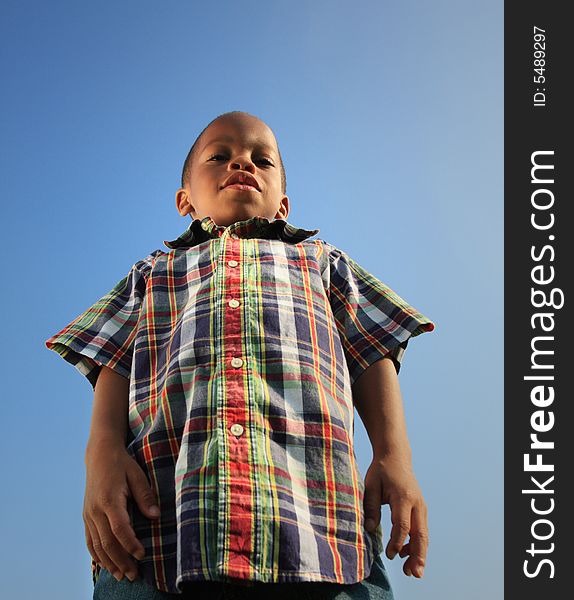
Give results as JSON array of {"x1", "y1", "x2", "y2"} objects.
[{"x1": 45, "y1": 215, "x2": 434, "y2": 593}]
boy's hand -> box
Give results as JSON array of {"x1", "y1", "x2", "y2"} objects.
[
  {"x1": 83, "y1": 440, "x2": 161, "y2": 582},
  {"x1": 363, "y1": 455, "x2": 428, "y2": 578}
]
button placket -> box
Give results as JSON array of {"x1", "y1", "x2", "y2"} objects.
[
  {"x1": 223, "y1": 234, "x2": 246, "y2": 438},
  {"x1": 226, "y1": 247, "x2": 243, "y2": 371},
  {"x1": 218, "y1": 232, "x2": 256, "y2": 569}
]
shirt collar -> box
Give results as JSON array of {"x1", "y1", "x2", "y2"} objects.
[{"x1": 163, "y1": 216, "x2": 320, "y2": 249}]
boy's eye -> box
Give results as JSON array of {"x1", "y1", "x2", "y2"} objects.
[{"x1": 207, "y1": 154, "x2": 273, "y2": 166}]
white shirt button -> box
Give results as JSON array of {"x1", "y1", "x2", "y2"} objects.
[
  {"x1": 230, "y1": 233, "x2": 239, "y2": 239},
  {"x1": 231, "y1": 357, "x2": 243, "y2": 368},
  {"x1": 228, "y1": 299, "x2": 240, "y2": 308},
  {"x1": 230, "y1": 423, "x2": 244, "y2": 437},
  {"x1": 228, "y1": 260, "x2": 239, "y2": 268}
]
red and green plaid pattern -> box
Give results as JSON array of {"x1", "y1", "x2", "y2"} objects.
[{"x1": 45, "y1": 216, "x2": 434, "y2": 593}]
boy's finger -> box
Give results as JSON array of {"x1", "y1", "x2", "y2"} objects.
[
  {"x1": 94, "y1": 512, "x2": 139, "y2": 581},
  {"x1": 84, "y1": 519, "x2": 102, "y2": 566},
  {"x1": 106, "y1": 505, "x2": 146, "y2": 561},
  {"x1": 404, "y1": 505, "x2": 428, "y2": 577},
  {"x1": 126, "y1": 459, "x2": 161, "y2": 519},
  {"x1": 385, "y1": 501, "x2": 412, "y2": 560},
  {"x1": 88, "y1": 515, "x2": 121, "y2": 579}
]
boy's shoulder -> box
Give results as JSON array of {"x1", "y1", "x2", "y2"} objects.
[
  {"x1": 131, "y1": 249, "x2": 166, "y2": 278},
  {"x1": 314, "y1": 237, "x2": 341, "y2": 253}
]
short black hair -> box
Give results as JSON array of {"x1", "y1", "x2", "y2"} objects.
[{"x1": 181, "y1": 111, "x2": 287, "y2": 193}]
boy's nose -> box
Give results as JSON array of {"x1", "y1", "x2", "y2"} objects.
[{"x1": 229, "y1": 157, "x2": 255, "y2": 173}]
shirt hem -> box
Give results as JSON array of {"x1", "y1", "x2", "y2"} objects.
[{"x1": 169, "y1": 563, "x2": 377, "y2": 594}]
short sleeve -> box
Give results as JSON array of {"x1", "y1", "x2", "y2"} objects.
[
  {"x1": 327, "y1": 245, "x2": 435, "y2": 384},
  {"x1": 44, "y1": 250, "x2": 163, "y2": 389}
]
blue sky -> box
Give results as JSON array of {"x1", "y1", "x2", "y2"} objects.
[{"x1": 1, "y1": 1, "x2": 502, "y2": 598}]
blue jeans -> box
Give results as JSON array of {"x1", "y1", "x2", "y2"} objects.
[{"x1": 93, "y1": 554, "x2": 395, "y2": 599}]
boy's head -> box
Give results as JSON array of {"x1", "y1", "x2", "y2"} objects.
[{"x1": 176, "y1": 111, "x2": 289, "y2": 227}]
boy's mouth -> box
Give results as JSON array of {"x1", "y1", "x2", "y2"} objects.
[
  {"x1": 224, "y1": 183, "x2": 259, "y2": 192},
  {"x1": 222, "y1": 172, "x2": 261, "y2": 192}
]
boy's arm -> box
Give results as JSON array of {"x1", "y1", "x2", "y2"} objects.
[
  {"x1": 83, "y1": 365, "x2": 160, "y2": 582},
  {"x1": 352, "y1": 356, "x2": 428, "y2": 579},
  {"x1": 86, "y1": 364, "x2": 130, "y2": 446}
]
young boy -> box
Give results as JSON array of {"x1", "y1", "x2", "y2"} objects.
[{"x1": 45, "y1": 111, "x2": 434, "y2": 599}]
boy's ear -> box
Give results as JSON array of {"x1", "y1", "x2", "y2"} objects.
[
  {"x1": 176, "y1": 187, "x2": 196, "y2": 218},
  {"x1": 275, "y1": 195, "x2": 290, "y2": 220}
]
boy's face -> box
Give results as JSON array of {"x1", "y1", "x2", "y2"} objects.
[{"x1": 176, "y1": 114, "x2": 289, "y2": 227}]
